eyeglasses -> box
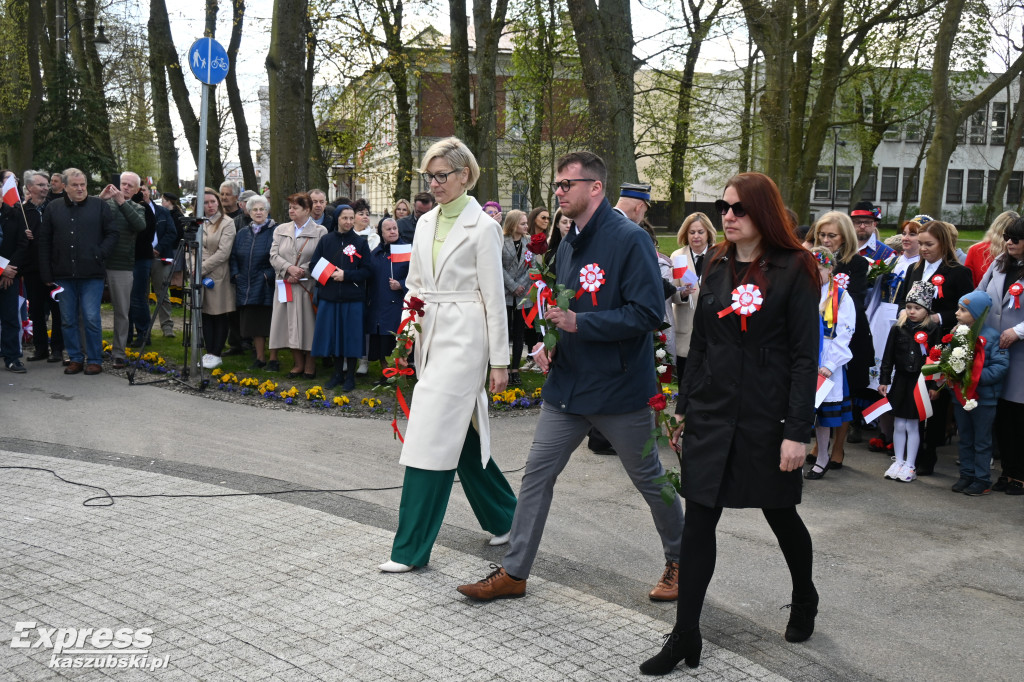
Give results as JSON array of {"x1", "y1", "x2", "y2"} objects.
[
  {"x1": 852, "y1": 219, "x2": 876, "y2": 227},
  {"x1": 539, "y1": 215, "x2": 549, "y2": 221},
  {"x1": 551, "y1": 178, "x2": 596, "y2": 193},
  {"x1": 1005, "y1": 234, "x2": 1022, "y2": 244},
  {"x1": 421, "y1": 167, "x2": 464, "y2": 185},
  {"x1": 714, "y1": 200, "x2": 746, "y2": 218}
]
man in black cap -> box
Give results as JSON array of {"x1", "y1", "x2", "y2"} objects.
[
  {"x1": 614, "y1": 182, "x2": 651, "y2": 224},
  {"x1": 850, "y1": 201, "x2": 894, "y2": 261}
]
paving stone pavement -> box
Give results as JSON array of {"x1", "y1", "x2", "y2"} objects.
[{"x1": 0, "y1": 449, "x2": 816, "y2": 681}]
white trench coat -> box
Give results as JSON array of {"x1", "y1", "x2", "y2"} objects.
[{"x1": 399, "y1": 198, "x2": 510, "y2": 471}]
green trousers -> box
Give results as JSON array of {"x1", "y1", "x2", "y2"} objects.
[{"x1": 390, "y1": 426, "x2": 517, "y2": 567}]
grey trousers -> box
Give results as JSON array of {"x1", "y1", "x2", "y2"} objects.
[
  {"x1": 502, "y1": 404, "x2": 685, "y2": 579},
  {"x1": 106, "y1": 269, "x2": 133, "y2": 360},
  {"x1": 150, "y1": 259, "x2": 174, "y2": 333}
]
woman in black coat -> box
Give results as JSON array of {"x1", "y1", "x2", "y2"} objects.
[
  {"x1": 230, "y1": 195, "x2": 277, "y2": 369},
  {"x1": 895, "y1": 220, "x2": 974, "y2": 475},
  {"x1": 366, "y1": 218, "x2": 409, "y2": 377},
  {"x1": 641, "y1": 173, "x2": 821, "y2": 676}
]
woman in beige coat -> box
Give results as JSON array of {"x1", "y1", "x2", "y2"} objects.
[
  {"x1": 670, "y1": 212, "x2": 716, "y2": 379},
  {"x1": 268, "y1": 193, "x2": 327, "y2": 378},
  {"x1": 380, "y1": 137, "x2": 517, "y2": 573},
  {"x1": 199, "y1": 188, "x2": 237, "y2": 370}
]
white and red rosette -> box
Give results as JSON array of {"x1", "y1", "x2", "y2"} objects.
[
  {"x1": 342, "y1": 244, "x2": 362, "y2": 263},
  {"x1": 914, "y1": 330, "x2": 928, "y2": 354},
  {"x1": 834, "y1": 272, "x2": 850, "y2": 289},
  {"x1": 717, "y1": 283, "x2": 763, "y2": 331},
  {"x1": 524, "y1": 250, "x2": 534, "y2": 265},
  {"x1": 931, "y1": 273, "x2": 944, "y2": 298},
  {"x1": 575, "y1": 263, "x2": 605, "y2": 306},
  {"x1": 1009, "y1": 282, "x2": 1022, "y2": 309}
]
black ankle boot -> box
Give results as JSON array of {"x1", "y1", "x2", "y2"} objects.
[
  {"x1": 639, "y1": 627, "x2": 702, "y2": 675},
  {"x1": 342, "y1": 357, "x2": 357, "y2": 392},
  {"x1": 783, "y1": 587, "x2": 819, "y2": 643}
]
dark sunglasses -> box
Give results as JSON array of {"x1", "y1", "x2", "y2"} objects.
[
  {"x1": 1004, "y1": 234, "x2": 1022, "y2": 244},
  {"x1": 714, "y1": 200, "x2": 746, "y2": 218}
]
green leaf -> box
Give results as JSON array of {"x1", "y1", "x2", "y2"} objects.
[
  {"x1": 657, "y1": 435, "x2": 669, "y2": 446},
  {"x1": 641, "y1": 439, "x2": 653, "y2": 458}
]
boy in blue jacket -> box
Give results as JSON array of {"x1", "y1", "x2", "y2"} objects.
[{"x1": 950, "y1": 291, "x2": 1010, "y2": 496}]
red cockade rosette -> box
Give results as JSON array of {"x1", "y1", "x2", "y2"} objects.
[
  {"x1": 1009, "y1": 282, "x2": 1022, "y2": 309},
  {"x1": 931, "y1": 273, "x2": 945, "y2": 299},
  {"x1": 834, "y1": 272, "x2": 850, "y2": 290},
  {"x1": 921, "y1": 308, "x2": 989, "y2": 410},
  {"x1": 717, "y1": 283, "x2": 763, "y2": 331},
  {"x1": 914, "y1": 330, "x2": 929, "y2": 355},
  {"x1": 576, "y1": 263, "x2": 605, "y2": 306},
  {"x1": 374, "y1": 296, "x2": 425, "y2": 441},
  {"x1": 523, "y1": 234, "x2": 574, "y2": 350}
]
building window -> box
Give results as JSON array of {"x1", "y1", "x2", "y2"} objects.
[
  {"x1": 814, "y1": 167, "x2": 831, "y2": 202},
  {"x1": 511, "y1": 179, "x2": 530, "y2": 211},
  {"x1": 991, "y1": 102, "x2": 1008, "y2": 145},
  {"x1": 505, "y1": 94, "x2": 534, "y2": 140},
  {"x1": 860, "y1": 167, "x2": 877, "y2": 201},
  {"x1": 988, "y1": 170, "x2": 1001, "y2": 203},
  {"x1": 969, "y1": 105, "x2": 988, "y2": 145},
  {"x1": 966, "y1": 170, "x2": 985, "y2": 203},
  {"x1": 904, "y1": 118, "x2": 923, "y2": 143},
  {"x1": 813, "y1": 166, "x2": 853, "y2": 203},
  {"x1": 902, "y1": 167, "x2": 920, "y2": 203},
  {"x1": 946, "y1": 170, "x2": 964, "y2": 204},
  {"x1": 882, "y1": 126, "x2": 901, "y2": 143},
  {"x1": 835, "y1": 166, "x2": 853, "y2": 203},
  {"x1": 1008, "y1": 171, "x2": 1023, "y2": 205},
  {"x1": 880, "y1": 167, "x2": 900, "y2": 202}
]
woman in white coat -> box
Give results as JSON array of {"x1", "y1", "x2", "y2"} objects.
[{"x1": 380, "y1": 137, "x2": 517, "y2": 573}]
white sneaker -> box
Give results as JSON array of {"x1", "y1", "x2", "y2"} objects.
[
  {"x1": 884, "y1": 462, "x2": 903, "y2": 480},
  {"x1": 897, "y1": 465, "x2": 917, "y2": 483},
  {"x1": 357, "y1": 358, "x2": 368, "y2": 375},
  {"x1": 201, "y1": 354, "x2": 222, "y2": 369},
  {"x1": 489, "y1": 532, "x2": 510, "y2": 546},
  {"x1": 378, "y1": 560, "x2": 414, "y2": 573}
]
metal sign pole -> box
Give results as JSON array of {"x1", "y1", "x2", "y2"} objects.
[{"x1": 192, "y1": 83, "x2": 210, "y2": 378}]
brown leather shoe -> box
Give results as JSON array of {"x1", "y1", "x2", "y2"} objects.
[
  {"x1": 64, "y1": 362, "x2": 84, "y2": 375},
  {"x1": 456, "y1": 565, "x2": 526, "y2": 601},
  {"x1": 649, "y1": 560, "x2": 679, "y2": 601},
  {"x1": 84, "y1": 364, "x2": 102, "y2": 375}
]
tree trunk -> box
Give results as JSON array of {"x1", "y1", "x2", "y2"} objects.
[
  {"x1": 149, "y1": 0, "x2": 201, "y2": 172},
  {"x1": 225, "y1": 0, "x2": 257, "y2": 191},
  {"x1": 985, "y1": 76, "x2": 1024, "y2": 224},
  {"x1": 897, "y1": 118, "x2": 931, "y2": 224},
  {"x1": 304, "y1": 16, "x2": 327, "y2": 191},
  {"x1": 69, "y1": 0, "x2": 115, "y2": 175},
  {"x1": 737, "y1": 43, "x2": 758, "y2": 173},
  {"x1": 378, "y1": 0, "x2": 414, "y2": 202},
  {"x1": 149, "y1": 62, "x2": 179, "y2": 192},
  {"x1": 267, "y1": 0, "x2": 309, "y2": 216},
  {"x1": 566, "y1": 0, "x2": 638, "y2": 198},
  {"x1": 449, "y1": 0, "x2": 474, "y2": 145},
  {"x1": 15, "y1": 0, "x2": 45, "y2": 174},
  {"x1": 471, "y1": 0, "x2": 509, "y2": 201},
  {"x1": 919, "y1": 0, "x2": 1024, "y2": 215},
  {"x1": 202, "y1": 1, "x2": 225, "y2": 187}
]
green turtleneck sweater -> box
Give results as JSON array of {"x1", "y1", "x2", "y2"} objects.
[{"x1": 431, "y1": 191, "x2": 471, "y2": 270}]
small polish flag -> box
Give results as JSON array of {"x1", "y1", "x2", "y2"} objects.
[
  {"x1": 389, "y1": 244, "x2": 412, "y2": 263},
  {"x1": 276, "y1": 279, "x2": 293, "y2": 303},
  {"x1": 913, "y1": 374, "x2": 933, "y2": 420},
  {"x1": 815, "y1": 375, "x2": 834, "y2": 408},
  {"x1": 0, "y1": 255, "x2": 9, "y2": 276},
  {"x1": 160, "y1": 257, "x2": 174, "y2": 263},
  {"x1": 672, "y1": 255, "x2": 698, "y2": 286},
  {"x1": 1, "y1": 174, "x2": 20, "y2": 207},
  {"x1": 50, "y1": 285, "x2": 64, "y2": 302},
  {"x1": 862, "y1": 397, "x2": 893, "y2": 423},
  {"x1": 311, "y1": 257, "x2": 337, "y2": 285}
]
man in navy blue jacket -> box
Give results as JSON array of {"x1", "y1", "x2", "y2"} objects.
[
  {"x1": 457, "y1": 151, "x2": 685, "y2": 603},
  {"x1": 143, "y1": 186, "x2": 178, "y2": 337}
]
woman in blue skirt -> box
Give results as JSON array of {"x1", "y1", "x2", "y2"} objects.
[{"x1": 310, "y1": 205, "x2": 372, "y2": 391}]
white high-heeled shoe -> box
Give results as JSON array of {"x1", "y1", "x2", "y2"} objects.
[
  {"x1": 488, "y1": 532, "x2": 510, "y2": 546},
  {"x1": 378, "y1": 560, "x2": 415, "y2": 573}
]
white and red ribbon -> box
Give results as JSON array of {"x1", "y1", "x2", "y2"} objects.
[
  {"x1": 1009, "y1": 282, "x2": 1022, "y2": 310},
  {"x1": 833, "y1": 272, "x2": 850, "y2": 290},
  {"x1": 342, "y1": 244, "x2": 361, "y2": 263},
  {"x1": 50, "y1": 285, "x2": 64, "y2": 302},
  {"x1": 717, "y1": 283, "x2": 763, "y2": 331},
  {"x1": 931, "y1": 273, "x2": 944, "y2": 299},
  {"x1": 575, "y1": 263, "x2": 605, "y2": 306}
]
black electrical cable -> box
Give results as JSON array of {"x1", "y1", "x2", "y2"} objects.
[{"x1": 0, "y1": 463, "x2": 527, "y2": 508}]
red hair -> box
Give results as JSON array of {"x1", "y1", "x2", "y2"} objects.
[{"x1": 713, "y1": 172, "x2": 818, "y2": 288}]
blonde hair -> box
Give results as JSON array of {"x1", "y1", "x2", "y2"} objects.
[
  {"x1": 812, "y1": 211, "x2": 858, "y2": 263},
  {"x1": 676, "y1": 212, "x2": 717, "y2": 247},
  {"x1": 393, "y1": 198, "x2": 412, "y2": 216},
  {"x1": 502, "y1": 209, "x2": 527, "y2": 238},
  {"x1": 419, "y1": 136, "x2": 480, "y2": 190},
  {"x1": 983, "y1": 210, "x2": 1018, "y2": 260}
]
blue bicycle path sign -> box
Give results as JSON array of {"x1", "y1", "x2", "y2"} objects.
[{"x1": 188, "y1": 37, "x2": 229, "y2": 85}]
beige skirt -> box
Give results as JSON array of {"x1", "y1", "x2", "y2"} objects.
[{"x1": 268, "y1": 282, "x2": 316, "y2": 350}]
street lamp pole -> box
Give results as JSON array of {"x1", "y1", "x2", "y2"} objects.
[{"x1": 830, "y1": 126, "x2": 845, "y2": 211}]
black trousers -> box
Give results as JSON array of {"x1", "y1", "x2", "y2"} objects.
[
  {"x1": 996, "y1": 399, "x2": 1024, "y2": 480},
  {"x1": 23, "y1": 271, "x2": 63, "y2": 354},
  {"x1": 674, "y1": 501, "x2": 814, "y2": 631},
  {"x1": 507, "y1": 304, "x2": 527, "y2": 371},
  {"x1": 202, "y1": 312, "x2": 229, "y2": 357}
]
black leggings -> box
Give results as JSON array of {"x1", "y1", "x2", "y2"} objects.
[{"x1": 675, "y1": 500, "x2": 814, "y2": 630}]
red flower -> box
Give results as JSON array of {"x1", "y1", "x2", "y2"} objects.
[
  {"x1": 648, "y1": 394, "x2": 668, "y2": 411},
  {"x1": 928, "y1": 347, "x2": 942, "y2": 361},
  {"x1": 527, "y1": 233, "x2": 549, "y2": 255},
  {"x1": 406, "y1": 297, "x2": 425, "y2": 315},
  {"x1": 657, "y1": 331, "x2": 668, "y2": 343},
  {"x1": 941, "y1": 334, "x2": 952, "y2": 344}
]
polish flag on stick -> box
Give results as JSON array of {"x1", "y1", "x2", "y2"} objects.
[
  {"x1": 0, "y1": 255, "x2": 9, "y2": 276},
  {"x1": 310, "y1": 257, "x2": 337, "y2": 286},
  {"x1": 389, "y1": 244, "x2": 412, "y2": 263},
  {"x1": 814, "y1": 375, "x2": 834, "y2": 408},
  {"x1": 672, "y1": 254, "x2": 698, "y2": 286},
  {"x1": 862, "y1": 397, "x2": 893, "y2": 423},
  {"x1": 913, "y1": 374, "x2": 933, "y2": 420},
  {"x1": 1, "y1": 174, "x2": 20, "y2": 207}
]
